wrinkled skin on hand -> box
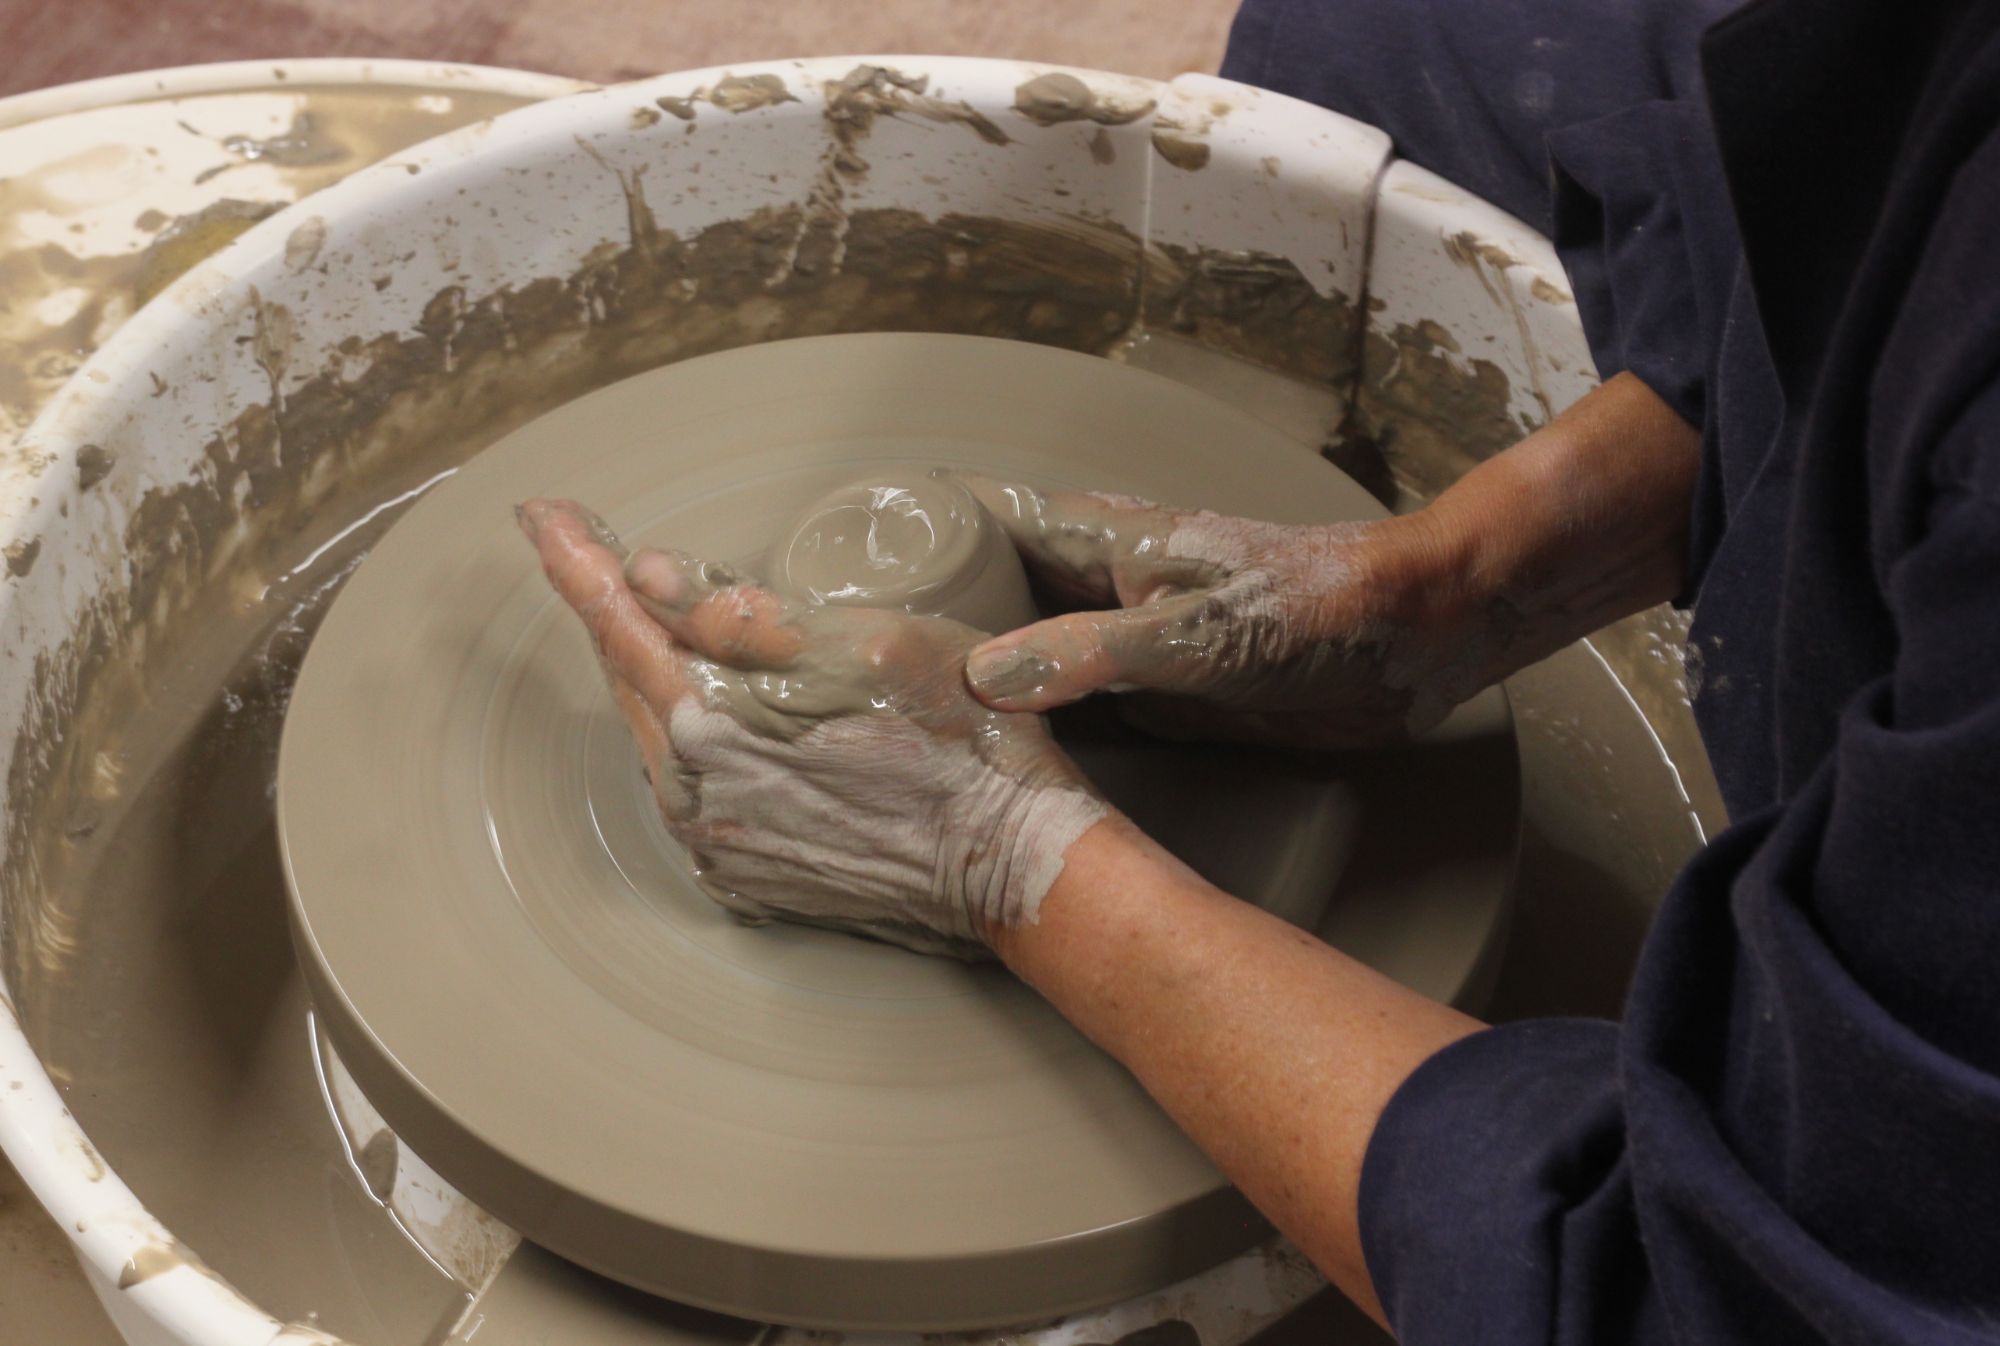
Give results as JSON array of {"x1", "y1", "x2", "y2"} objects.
[
  {"x1": 517, "y1": 498, "x2": 1106, "y2": 959},
  {"x1": 954, "y1": 475, "x2": 1469, "y2": 749}
]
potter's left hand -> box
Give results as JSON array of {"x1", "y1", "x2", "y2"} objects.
[
  {"x1": 950, "y1": 475, "x2": 1460, "y2": 748},
  {"x1": 517, "y1": 498, "x2": 1107, "y2": 959},
  {"x1": 951, "y1": 369, "x2": 1703, "y2": 753}
]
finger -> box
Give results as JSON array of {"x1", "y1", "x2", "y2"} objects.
[
  {"x1": 626, "y1": 548, "x2": 808, "y2": 670},
  {"x1": 608, "y1": 677, "x2": 702, "y2": 820},
  {"x1": 963, "y1": 591, "x2": 1215, "y2": 711},
  {"x1": 608, "y1": 676, "x2": 670, "y2": 772},
  {"x1": 518, "y1": 498, "x2": 629, "y2": 615},
  {"x1": 518, "y1": 499, "x2": 687, "y2": 709},
  {"x1": 947, "y1": 472, "x2": 1178, "y2": 604}
]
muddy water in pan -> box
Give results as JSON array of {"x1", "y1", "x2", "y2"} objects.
[{"x1": 26, "y1": 518, "x2": 475, "y2": 1342}]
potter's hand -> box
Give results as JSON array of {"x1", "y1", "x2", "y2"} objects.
[
  {"x1": 517, "y1": 498, "x2": 1107, "y2": 959},
  {"x1": 953, "y1": 476, "x2": 1454, "y2": 748},
  {"x1": 957, "y1": 372, "x2": 1704, "y2": 749}
]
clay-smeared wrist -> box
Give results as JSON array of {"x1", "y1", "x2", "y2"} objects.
[{"x1": 958, "y1": 779, "x2": 1113, "y2": 949}]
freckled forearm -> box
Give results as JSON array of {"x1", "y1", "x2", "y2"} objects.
[
  {"x1": 1393, "y1": 371, "x2": 1702, "y2": 675},
  {"x1": 987, "y1": 814, "x2": 1482, "y2": 1327}
]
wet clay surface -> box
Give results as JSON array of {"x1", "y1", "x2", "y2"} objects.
[
  {"x1": 276, "y1": 335, "x2": 1517, "y2": 1329},
  {"x1": 767, "y1": 472, "x2": 1037, "y2": 633}
]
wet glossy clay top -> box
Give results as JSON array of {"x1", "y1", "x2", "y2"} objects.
[{"x1": 768, "y1": 473, "x2": 1035, "y2": 632}]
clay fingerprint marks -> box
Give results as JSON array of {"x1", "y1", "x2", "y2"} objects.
[
  {"x1": 1012, "y1": 70, "x2": 1158, "y2": 157},
  {"x1": 249, "y1": 285, "x2": 298, "y2": 418},
  {"x1": 1006, "y1": 67, "x2": 1161, "y2": 173},
  {"x1": 1009, "y1": 68, "x2": 1203, "y2": 170}
]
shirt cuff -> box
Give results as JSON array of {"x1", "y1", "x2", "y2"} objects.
[{"x1": 1358, "y1": 1018, "x2": 1642, "y2": 1344}]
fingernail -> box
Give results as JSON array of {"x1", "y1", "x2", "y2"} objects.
[
  {"x1": 626, "y1": 549, "x2": 693, "y2": 608},
  {"x1": 966, "y1": 644, "x2": 1054, "y2": 700},
  {"x1": 515, "y1": 499, "x2": 547, "y2": 540}
]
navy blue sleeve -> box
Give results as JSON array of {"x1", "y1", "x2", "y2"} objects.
[
  {"x1": 1355, "y1": 1019, "x2": 1654, "y2": 1344},
  {"x1": 1227, "y1": 8, "x2": 2000, "y2": 1344},
  {"x1": 1358, "y1": 444, "x2": 2000, "y2": 1346},
  {"x1": 1222, "y1": 0, "x2": 1737, "y2": 428}
]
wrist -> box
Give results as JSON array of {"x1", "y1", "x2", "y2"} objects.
[
  {"x1": 983, "y1": 811, "x2": 1203, "y2": 967},
  {"x1": 1350, "y1": 509, "x2": 1480, "y2": 633},
  {"x1": 955, "y1": 770, "x2": 1112, "y2": 948}
]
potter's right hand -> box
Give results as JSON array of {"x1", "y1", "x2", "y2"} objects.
[
  {"x1": 953, "y1": 476, "x2": 1467, "y2": 749},
  {"x1": 518, "y1": 498, "x2": 1108, "y2": 959}
]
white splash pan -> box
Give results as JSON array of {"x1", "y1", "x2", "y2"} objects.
[
  {"x1": 0, "y1": 58, "x2": 583, "y2": 131},
  {"x1": 0, "y1": 54, "x2": 1595, "y2": 1346}
]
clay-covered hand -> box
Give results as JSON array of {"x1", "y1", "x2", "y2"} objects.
[
  {"x1": 517, "y1": 498, "x2": 1107, "y2": 958},
  {"x1": 953, "y1": 475, "x2": 1471, "y2": 749}
]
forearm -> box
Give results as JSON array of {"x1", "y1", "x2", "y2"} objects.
[
  {"x1": 1385, "y1": 371, "x2": 1702, "y2": 683},
  {"x1": 987, "y1": 814, "x2": 1483, "y2": 1327}
]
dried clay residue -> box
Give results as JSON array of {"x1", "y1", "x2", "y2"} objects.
[
  {"x1": 1012, "y1": 72, "x2": 1155, "y2": 128},
  {"x1": 0, "y1": 198, "x2": 282, "y2": 449},
  {"x1": 118, "y1": 1236, "x2": 217, "y2": 1290},
  {"x1": 1140, "y1": 245, "x2": 1360, "y2": 392},
  {"x1": 1, "y1": 85, "x2": 536, "y2": 455},
  {"x1": 1441, "y1": 228, "x2": 1557, "y2": 426},
  {"x1": 1350, "y1": 315, "x2": 1529, "y2": 506},
  {"x1": 1150, "y1": 128, "x2": 1212, "y2": 172},
  {"x1": 1147, "y1": 101, "x2": 1220, "y2": 172},
  {"x1": 654, "y1": 72, "x2": 799, "y2": 121},
  {"x1": 790, "y1": 64, "x2": 1015, "y2": 273}
]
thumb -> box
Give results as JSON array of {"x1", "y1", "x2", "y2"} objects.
[{"x1": 964, "y1": 596, "x2": 1203, "y2": 712}]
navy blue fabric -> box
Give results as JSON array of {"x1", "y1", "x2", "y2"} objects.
[{"x1": 1223, "y1": 2, "x2": 2000, "y2": 1342}]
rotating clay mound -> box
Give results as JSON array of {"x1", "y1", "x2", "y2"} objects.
[
  {"x1": 277, "y1": 333, "x2": 1519, "y2": 1330},
  {"x1": 767, "y1": 473, "x2": 1038, "y2": 633}
]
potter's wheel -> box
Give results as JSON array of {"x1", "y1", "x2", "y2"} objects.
[{"x1": 278, "y1": 333, "x2": 1519, "y2": 1330}]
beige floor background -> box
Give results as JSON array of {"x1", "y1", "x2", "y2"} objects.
[{"x1": 0, "y1": 0, "x2": 1239, "y2": 97}]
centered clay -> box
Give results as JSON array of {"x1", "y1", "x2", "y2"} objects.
[
  {"x1": 277, "y1": 334, "x2": 1518, "y2": 1330},
  {"x1": 767, "y1": 473, "x2": 1036, "y2": 632}
]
